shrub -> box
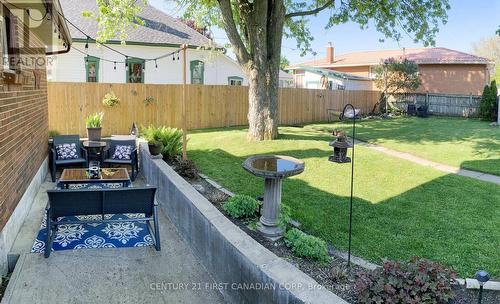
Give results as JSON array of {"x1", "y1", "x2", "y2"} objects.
[
  {"x1": 142, "y1": 125, "x2": 183, "y2": 159},
  {"x1": 284, "y1": 228, "x2": 330, "y2": 263},
  {"x1": 355, "y1": 257, "x2": 456, "y2": 304},
  {"x1": 479, "y1": 80, "x2": 498, "y2": 121},
  {"x1": 85, "y1": 112, "x2": 103, "y2": 128},
  {"x1": 222, "y1": 195, "x2": 259, "y2": 219},
  {"x1": 174, "y1": 159, "x2": 199, "y2": 179}
]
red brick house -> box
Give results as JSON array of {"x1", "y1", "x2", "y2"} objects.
[
  {"x1": 0, "y1": 0, "x2": 70, "y2": 273},
  {"x1": 288, "y1": 43, "x2": 494, "y2": 95}
]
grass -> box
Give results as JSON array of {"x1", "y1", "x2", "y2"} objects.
[
  {"x1": 187, "y1": 124, "x2": 500, "y2": 278},
  {"x1": 312, "y1": 116, "x2": 500, "y2": 175}
]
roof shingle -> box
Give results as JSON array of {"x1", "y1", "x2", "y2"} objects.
[
  {"x1": 60, "y1": 0, "x2": 213, "y2": 47},
  {"x1": 289, "y1": 47, "x2": 492, "y2": 69}
]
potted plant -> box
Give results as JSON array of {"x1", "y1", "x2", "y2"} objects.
[
  {"x1": 147, "y1": 138, "x2": 163, "y2": 156},
  {"x1": 142, "y1": 125, "x2": 163, "y2": 156},
  {"x1": 85, "y1": 112, "x2": 104, "y2": 141}
]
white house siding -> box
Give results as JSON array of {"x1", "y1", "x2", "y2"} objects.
[
  {"x1": 301, "y1": 71, "x2": 373, "y2": 90},
  {"x1": 47, "y1": 42, "x2": 247, "y2": 85}
]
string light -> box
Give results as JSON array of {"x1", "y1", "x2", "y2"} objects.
[
  {"x1": 114, "y1": 61, "x2": 116, "y2": 70},
  {"x1": 177, "y1": 51, "x2": 180, "y2": 60},
  {"x1": 85, "y1": 36, "x2": 89, "y2": 49},
  {"x1": 172, "y1": 54, "x2": 175, "y2": 61},
  {"x1": 155, "y1": 59, "x2": 157, "y2": 68},
  {"x1": 125, "y1": 56, "x2": 128, "y2": 68}
]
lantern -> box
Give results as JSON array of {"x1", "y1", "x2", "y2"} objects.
[{"x1": 328, "y1": 130, "x2": 352, "y2": 163}]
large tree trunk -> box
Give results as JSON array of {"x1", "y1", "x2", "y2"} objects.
[{"x1": 218, "y1": 0, "x2": 284, "y2": 141}]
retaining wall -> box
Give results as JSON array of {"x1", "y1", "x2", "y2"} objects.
[{"x1": 139, "y1": 142, "x2": 346, "y2": 304}]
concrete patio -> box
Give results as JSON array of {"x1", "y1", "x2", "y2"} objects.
[{"x1": 2, "y1": 176, "x2": 224, "y2": 304}]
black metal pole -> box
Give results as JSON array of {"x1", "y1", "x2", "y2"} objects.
[
  {"x1": 341, "y1": 104, "x2": 355, "y2": 268},
  {"x1": 478, "y1": 285, "x2": 483, "y2": 304}
]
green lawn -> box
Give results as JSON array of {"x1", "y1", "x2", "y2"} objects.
[
  {"x1": 188, "y1": 125, "x2": 500, "y2": 278},
  {"x1": 311, "y1": 117, "x2": 500, "y2": 175}
]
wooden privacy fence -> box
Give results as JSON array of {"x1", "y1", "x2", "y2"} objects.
[
  {"x1": 392, "y1": 93, "x2": 482, "y2": 117},
  {"x1": 48, "y1": 82, "x2": 380, "y2": 136}
]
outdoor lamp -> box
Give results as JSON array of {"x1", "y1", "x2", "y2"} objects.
[{"x1": 475, "y1": 270, "x2": 490, "y2": 304}]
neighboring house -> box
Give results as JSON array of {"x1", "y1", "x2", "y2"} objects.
[
  {"x1": 288, "y1": 43, "x2": 494, "y2": 95},
  {"x1": 0, "y1": 0, "x2": 71, "y2": 274},
  {"x1": 291, "y1": 66, "x2": 373, "y2": 90},
  {"x1": 48, "y1": 0, "x2": 247, "y2": 85}
]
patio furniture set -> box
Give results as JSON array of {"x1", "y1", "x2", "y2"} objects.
[{"x1": 43, "y1": 134, "x2": 161, "y2": 258}]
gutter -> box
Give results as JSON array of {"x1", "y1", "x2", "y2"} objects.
[{"x1": 44, "y1": 0, "x2": 71, "y2": 55}]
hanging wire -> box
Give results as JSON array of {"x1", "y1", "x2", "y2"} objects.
[{"x1": 2, "y1": 0, "x2": 185, "y2": 63}]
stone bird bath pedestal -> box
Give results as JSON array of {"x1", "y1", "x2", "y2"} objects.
[{"x1": 242, "y1": 155, "x2": 304, "y2": 240}]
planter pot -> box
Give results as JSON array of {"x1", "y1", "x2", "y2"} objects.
[
  {"x1": 87, "y1": 127, "x2": 102, "y2": 141},
  {"x1": 148, "y1": 143, "x2": 163, "y2": 156}
]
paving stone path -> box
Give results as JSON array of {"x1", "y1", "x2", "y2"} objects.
[{"x1": 353, "y1": 139, "x2": 500, "y2": 185}]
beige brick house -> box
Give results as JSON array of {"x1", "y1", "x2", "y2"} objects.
[{"x1": 288, "y1": 44, "x2": 494, "y2": 95}]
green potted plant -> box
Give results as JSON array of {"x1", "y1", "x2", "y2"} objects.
[
  {"x1": 85, "y1": 112, "x2": 104, "y2": 141},
  {"x1": 142, "y1": 125, "x2": 163, "y2": 156}
]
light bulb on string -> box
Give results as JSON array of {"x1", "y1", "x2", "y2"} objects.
[
  {"x1": 172, "y1": 54, "x2": 175, "y2": 61},
  {"x1": 85, "y1": 36, "x2": 89, "y2": 49},
  {"x1": 125, "y1": 56, "x2": 128, "y2": 68},
  {"x1": 114, "y1": 61, "x2": 116, "y2": 70},
  {"x1": 155, "y1": 59, "x2": 158, "y2": 68},
  {"x1": 177, "y1": 51, "x2": 180, "y2": 60}
]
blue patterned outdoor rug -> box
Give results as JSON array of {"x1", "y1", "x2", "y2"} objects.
[
  {"x1": 31, "y1": 182, "x2": 153, "y2": 254},
  {"x1": 31, "y1": 213, "x2": 154, "y2": 253}
]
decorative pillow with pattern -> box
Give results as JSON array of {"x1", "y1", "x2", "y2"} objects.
[
  {"x1": 112, "y1": 145, "x2": 133, "y2": 160},
  {"x1": 55, "y1": 143, "x2": 79, "y2": 160}
]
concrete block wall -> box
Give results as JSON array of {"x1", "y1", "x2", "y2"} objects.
[{"x1": 139, "y1": 142, "x2": 346, "y2": 304}]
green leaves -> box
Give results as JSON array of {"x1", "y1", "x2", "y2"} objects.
[
  {"x1": 85, "y1": 112, "x2": 104, "y2": 128},
  {"x1": 284, "y1": 228, "x2": 330, "y2": 264},
  {"x1": 222, "y1": 195, "x2": 260, "y2": 219},
  {"x1": 83, "y1": 0, "x2": 147, "y2": 43}
]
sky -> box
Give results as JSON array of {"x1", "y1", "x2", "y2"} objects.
[{"x1": 149, "y1": 0, "x2": 499, "y2": 64}]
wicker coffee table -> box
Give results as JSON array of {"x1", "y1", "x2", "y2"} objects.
[{"x1": 58, "y1": 168, "x2": 131, "y2": 189}]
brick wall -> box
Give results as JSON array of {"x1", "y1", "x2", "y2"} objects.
[
  {"x1": 416, "y1": 64, "x2": 489, "y2": 95},
  {"x1": 0, "y1": 10, "x2": 48, "y2": 230}
]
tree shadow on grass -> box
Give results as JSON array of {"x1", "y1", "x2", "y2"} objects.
[{"x1": 188, "y1": 148, "x2": 500, "y2": 278}]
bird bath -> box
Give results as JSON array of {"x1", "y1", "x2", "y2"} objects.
[{"x1": 242, "y1": 155, "x2": 304, "y2": 239}]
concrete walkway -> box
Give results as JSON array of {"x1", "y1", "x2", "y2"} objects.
[
  {"x1": 2, "y1": 177, "x2": 225, "y2": 304},
  {"x1": 353, "y1": 139, "x2": 500, "y2": 185}
]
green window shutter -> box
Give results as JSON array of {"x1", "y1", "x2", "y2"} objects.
[
  {"x1": 126, "y1": 58, "x2": 145, "y2": 83},
  {"x1": 228, "y1": 76, "x2": 243, "y2": 85},
  {"x1": 190, "y1": 60, "x2": 204, "y2": 84},
  {"x1": 85, "y1": 56, "x2": 100, "y2": 82}
]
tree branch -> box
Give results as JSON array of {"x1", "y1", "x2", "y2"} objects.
[
  {"x1": 285, "y1": 0, "x2": 334, "y2": 18},
  {"x1": 217, "y1": 0, "x2": 250, "y2": 65}
]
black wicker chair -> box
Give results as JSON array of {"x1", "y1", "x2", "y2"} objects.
[
  {"x1": 50, "y1": 135, "x2": 88, "y2": 182},
  {"x1": 102, "y1": 137, "x2": 138, "y2": 181}
]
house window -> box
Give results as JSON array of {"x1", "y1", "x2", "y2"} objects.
[
  {"x1": 85, "y1": 56, "x2": 99, "y2": 82},
  {"x1": 126, "y1": 58, "x2": 145, "y2": 83},
  {"x1": 190, "y1": 60, "x2": 204, "y2": 84},
  {"x1": 228, "y1": 76, "x2": 243, "y2": 86},
  {"x1": 1, "y1": 6, "x2": 12, "y2": 71}
]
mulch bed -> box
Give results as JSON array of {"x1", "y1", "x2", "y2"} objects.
[{"x1": 166, "y1": 158, "x2": 499, "y2": 304}]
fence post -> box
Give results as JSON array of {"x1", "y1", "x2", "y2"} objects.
[{"x1": 425, "y1": 92, "x2": 428, "y2": 106}]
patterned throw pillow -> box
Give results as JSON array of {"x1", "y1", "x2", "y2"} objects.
[
  {"x1": 55, "y1": 143, "x2": 79, "y2": 160},
  {"x1": 112, "y1": 145, "x2": 133, "y2": 160}
]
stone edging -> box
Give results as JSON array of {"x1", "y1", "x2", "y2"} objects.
[{"x1": 139, "y1": 142, "x2": 347, "y2": 304}]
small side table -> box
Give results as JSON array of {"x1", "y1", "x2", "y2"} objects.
[{"x1": 83, "y1": 140, "x2": 107, "y2": 164}]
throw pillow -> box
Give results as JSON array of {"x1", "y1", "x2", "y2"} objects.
[
  {"x1": 55, "y1": 143, "x2": 79, "y2": 160},
  {"x1": 112, "y1": 145, "x2": 133, "y2": 160}
]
